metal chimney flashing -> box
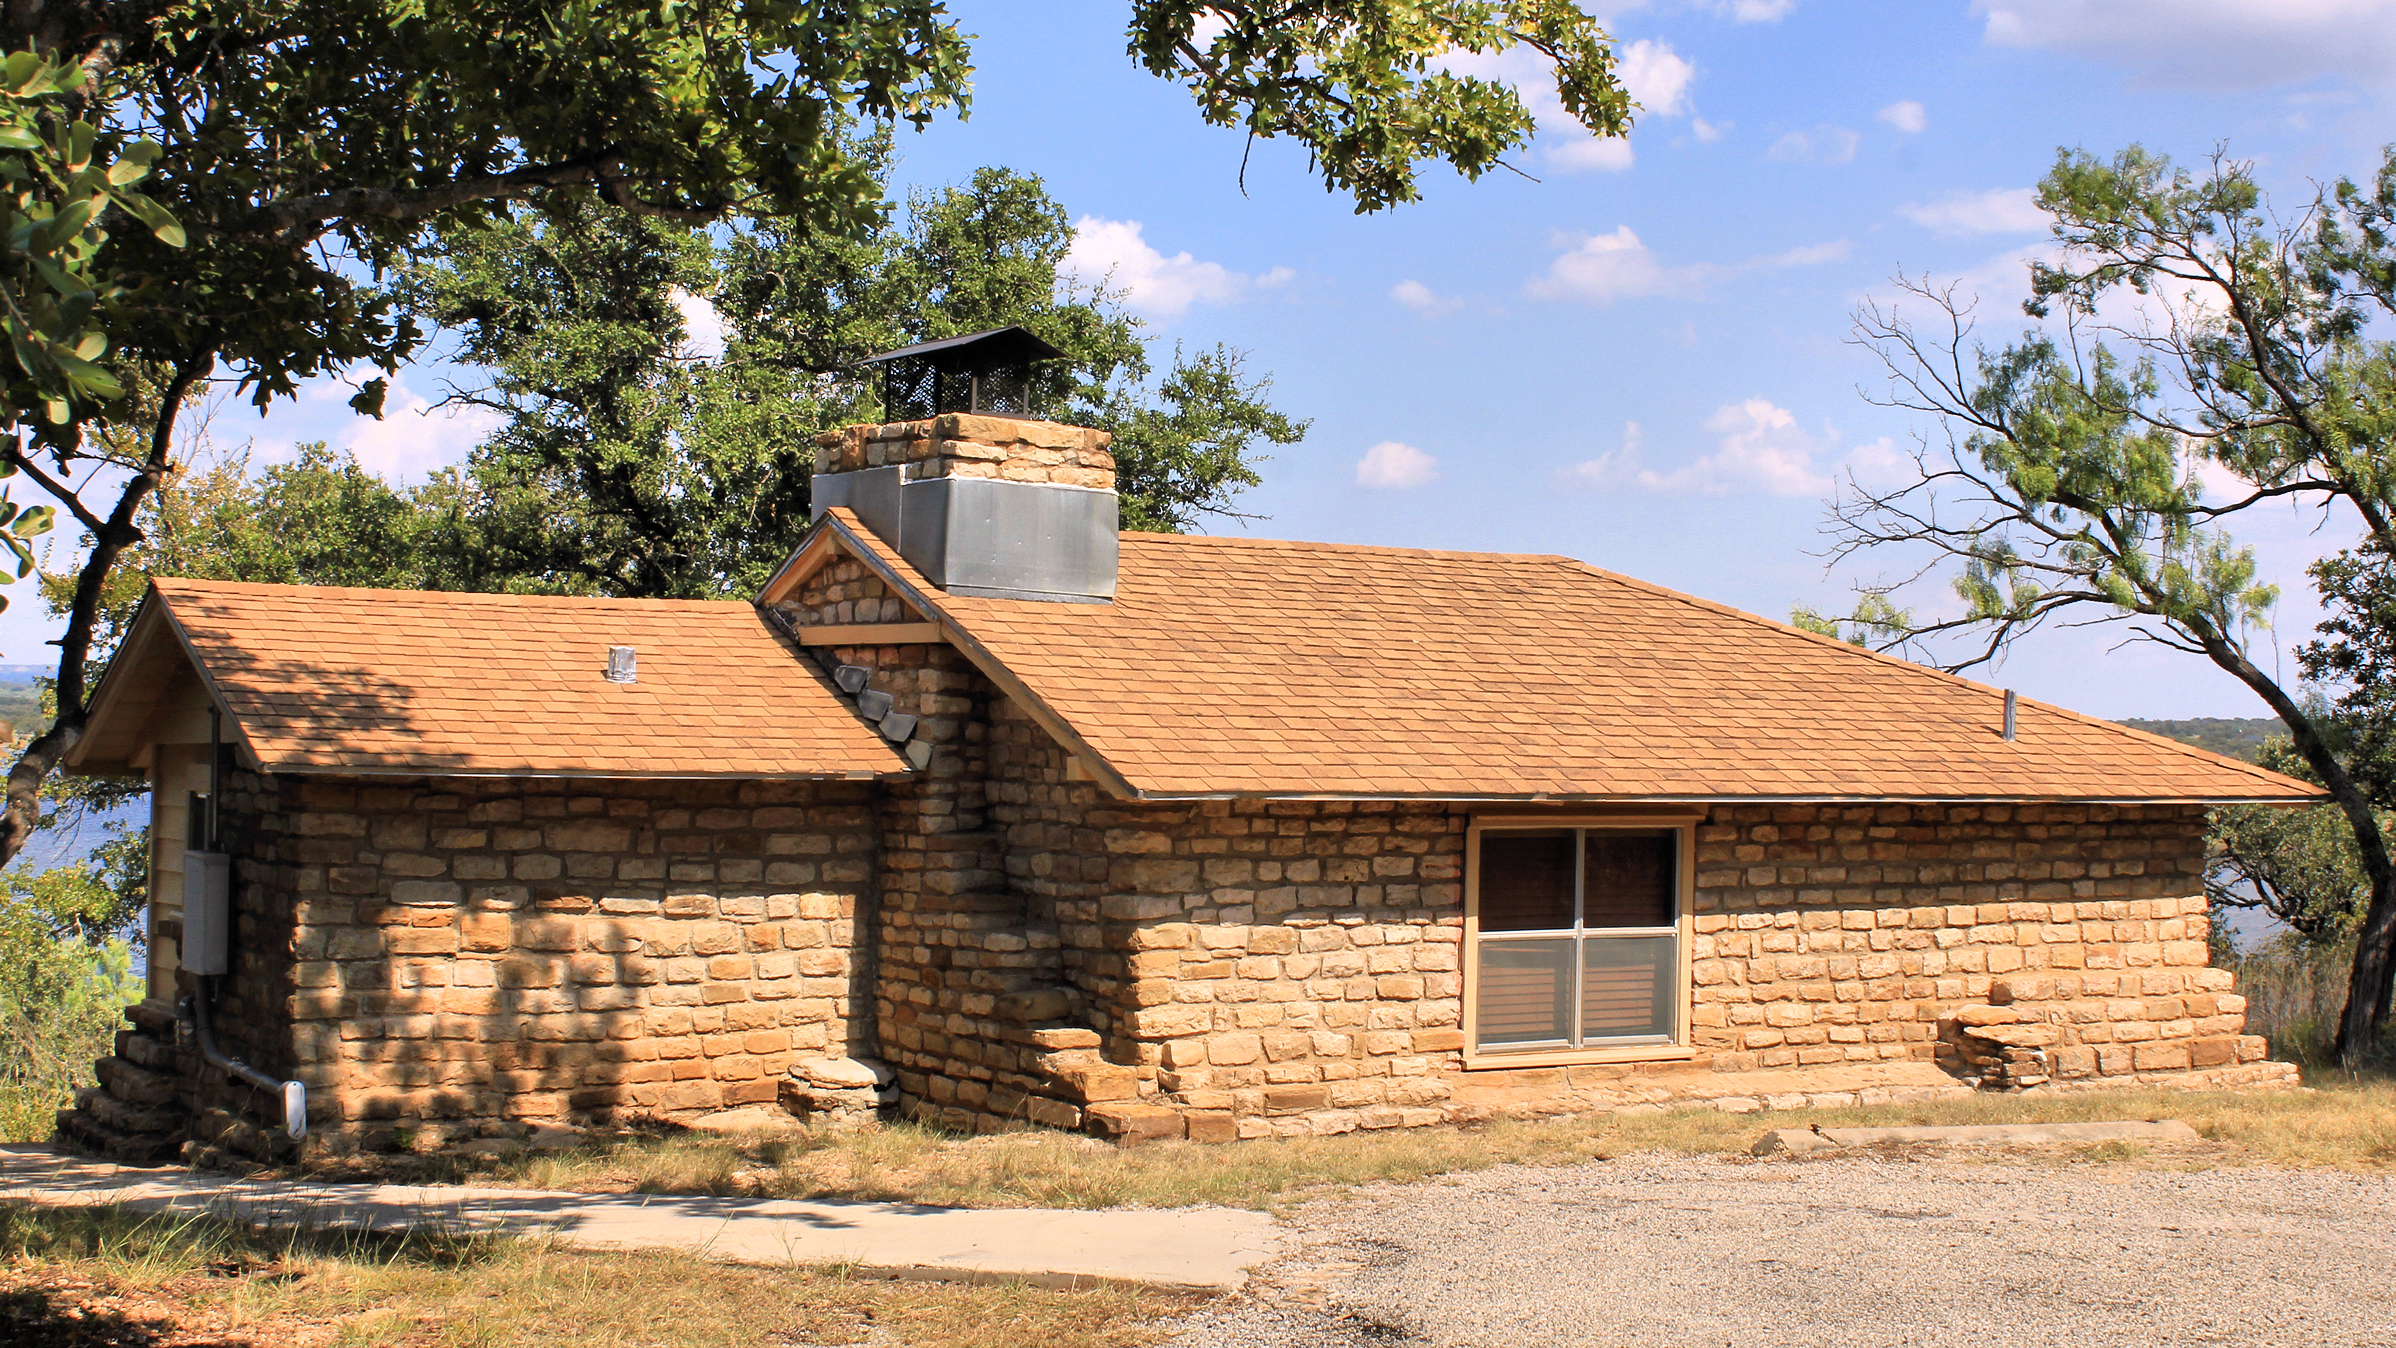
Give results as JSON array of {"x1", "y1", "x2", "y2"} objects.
[
  {"x1": 900, "y1": 476, "x2": 1118, "y2": 603},
  {"x1": 811, "y1": 471, "x2": 1118, "y2": 605},
  {"x1": 810, "y1": 466, "x2": 903, "y2": 543}
]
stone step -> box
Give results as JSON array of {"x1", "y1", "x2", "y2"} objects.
[
  {"x1": 96, "y1": 1056, "x2": 179, "y2": 1108},
  {"x1": 73, "y1": 1084, "x2": 183, "y2": 1137},
  {"x1": 115, "y1": 1028, "x2": 179, "y2": 1071},
  {"x1": 124, "y1": 1001, "x2": 179, "y2": 1035},
  {"x1": 53, "y1": 1107, "x2": 185, "y2": 1167}
]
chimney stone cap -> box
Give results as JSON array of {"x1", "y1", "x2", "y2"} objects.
[{"x1": 812, "y1": 414, "x2": 1114, "y2": 490}]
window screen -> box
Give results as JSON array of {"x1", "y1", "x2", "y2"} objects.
[{"x1": 1473, "y1": 826, "x2": 1681, "y2": 1053}]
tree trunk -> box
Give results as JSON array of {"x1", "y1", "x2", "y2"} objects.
[
  {"x1": 2341, "y1": 868, "x2": 2396, "y2": 1067},
  {"x1": 2192, "y1": 632, "x2": 2396, "y2": 1069},
  {"x1": 0, "y1": 350, "x2": 208, "y2": 867}
]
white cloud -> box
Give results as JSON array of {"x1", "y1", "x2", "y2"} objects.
[
  {"x1": 1528, "y1": 227, "x2": 1709, "y2": 303},
  {"x1": 1619, "y1": 39, "x2": 1697, "y2": 116},
  {"x1": 1561, "y1": 421, "x2": 1646, "y2": 486},
  {"x1": 1898, "y1": 187, "x2": 2049, "y2": 236},
  {"x1": 338, "y1": 378, "x2": 504, "y2": 482},
  {"x1": 668, "y1": 286, "x2": 726, "y2": 361},
  {"x1": 1638, "y1": 399, "x2": 1833, "y2": 496},
  {"x1": 1356, "y1": 441, "x2": 1440, "y2": 489},
  {"x1": 1528, "y1": 228, "x2": 1845, "y2": 303},
  {"x1": 1876, "y1": 99, "x2": 1927, "y2": 133},
  {"x1": 1707, "y1": 0, "x2": 1795, "y2": 19},
  {"x1": 1692, "y1": 117, "x2": 1729, "y2": 143},
  {"x1": 1754, "y1": 239, "x2": 1850, "y2": 267},
  {"x1": 1976, "y1": 0, "x2": 2396, "y2": 90},
  {"x1": 1063, "y1": 217, "x2": 1283, "y2": 319},
  {"x1": 1548, "y1": 136, "x2": 1639, "y2": 172},
  {"x1": 1390, "y1": 279, "x2": 1462, "y2": 315},
  {"x1": 1440, "y1": 38, "x2": 1694, "y2": 175},
  {"x1": 1565, "y1": 406, "x2": 1914, "y2": 498},
  {"x1": 1841, "y1": 436, "x2": 1914, "y2": 487},
  {"x1": 1767, "y1": 125, "x2": 1859, "y2": 165}
]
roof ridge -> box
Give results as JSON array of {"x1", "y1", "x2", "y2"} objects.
[
  {"x1": 1545, "y1": 556, "x2": 2316, "y2": 794},
  {"x1": 1119, "y1": 530, "x2": 1570, "y2": 565},
  {"x1": 151, "y1": 577, "x2": 754, "y2": 609}
]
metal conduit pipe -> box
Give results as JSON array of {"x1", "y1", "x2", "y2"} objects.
[
  {"x1": 187, "y1": 986, "x2": 308, "y2": 1140},
  {"x1": 180, "y1": 706, "x2": 308, "y2": 1142}
]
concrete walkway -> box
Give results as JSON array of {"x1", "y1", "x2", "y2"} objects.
[{"x1": 0, "y1": 1145, "x2": 1286, "y2": 1292}]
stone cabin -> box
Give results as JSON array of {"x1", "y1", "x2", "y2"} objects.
[{"x1": 56, "y1": 407, "x2": 2317, "y2": 1163}]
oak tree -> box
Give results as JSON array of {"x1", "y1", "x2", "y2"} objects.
[{"x1": 0, "y1": 1, "x2": 1634, "y2": 863}]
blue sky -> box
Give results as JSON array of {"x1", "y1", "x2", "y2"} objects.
[{"x1": 23, "y1": 1, "x2": 2396, "y2": 720}]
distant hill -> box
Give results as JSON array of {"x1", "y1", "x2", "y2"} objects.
[
  {"x1": 0, "y1": 664, "x2": 47, "y2": 683},
  {"x1": 2117, "y1": 717, "x2": 2284, "y2": 763}
]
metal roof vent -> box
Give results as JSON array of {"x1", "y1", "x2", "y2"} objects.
[
  {"x1": 862, "y1": 326, "x2": 1067, "y2": 422},
  {"x1": 605, "y1": 646, "x2": 638, "y2": 684}
]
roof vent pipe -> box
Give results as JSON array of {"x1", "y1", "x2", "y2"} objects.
[
  {"x1": 605, "y1": 646, "x2": 638, "y2": 684},
  {"x1": 2003, "y1": 689, "x2": 2017, "y2": 742}
]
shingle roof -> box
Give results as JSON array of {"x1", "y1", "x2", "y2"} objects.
[
  {"x1": 811, "y1": 510, "x2": 2323, "y2": 803},
  {"x1": 77, "y1": 580, "x2": 907, "y2": 779}
]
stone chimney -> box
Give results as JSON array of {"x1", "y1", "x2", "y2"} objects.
[{"x1": 810, "y1": 413, "x2": 1119, "y2": 603}]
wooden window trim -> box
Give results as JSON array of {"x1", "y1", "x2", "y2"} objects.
[{"x1": 1460, "y1": 813, "x2": 1698, "y2": 1071}]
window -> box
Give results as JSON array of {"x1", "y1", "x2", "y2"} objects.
[{"x1": 1469, "y1": 825, "x2": 1687, "y2": 1056}]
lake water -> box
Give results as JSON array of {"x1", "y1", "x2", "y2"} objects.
[{"x1": 13, "y1": 798, "x2": 147, "y2": 876}]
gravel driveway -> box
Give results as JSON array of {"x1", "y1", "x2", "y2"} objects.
[{"x1": 1166, "y1": 1153, "x2": 2396, "y2": 1348}]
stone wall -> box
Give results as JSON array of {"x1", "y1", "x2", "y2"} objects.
[
  {"x1": 963, "y1": 783, "x2": 2291, "y2": 1137},
  {"x1": 200, "y1": 771, "x2": 878, "y2": 1157},
  {"x1": 1683, "y1": 804, "x2": 2277, "y2": 1088},
  {"x1": 985, "y1": 695, "x2": 1470, "y2": 1141},
  {"x1": 781, "y1": 560, "x2": 1100, "y2": 1137},
  {"x1": 813, "y1": 414, "x2": 1115, "y2": 488}
]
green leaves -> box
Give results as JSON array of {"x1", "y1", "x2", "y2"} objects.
[
  {"x1": 0, "y1": 53, "x2": 182, "y2": 440},
  {"x1": 401, "y1": 163, "x2": 1303, "y2": 597},
  {"x1": 1127, "y1": 1, "x2": 1630, "y2": 212}
]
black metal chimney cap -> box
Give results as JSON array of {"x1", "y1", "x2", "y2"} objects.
[
  {"x1": 862, "y1": 325, "x2": 1066, "y2": 373},
  {"x1": 865, "y1": 326, "x2": 1068, "y2": 421}
]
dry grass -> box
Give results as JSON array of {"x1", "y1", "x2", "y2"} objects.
[
  {"x1": 0, "y1": 1201, "x2": 1184, "y2": 1348},
  {"x1": 315, "y1": 1077, "x2": 2396, "y2": 1214}
]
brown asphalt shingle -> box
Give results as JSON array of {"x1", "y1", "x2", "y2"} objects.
[
  {"x1": 818, "y1": 511, "x2": 2322, "y2": 803},
  {"x1": 148, "y1": 580, "x2": 905, "y2": 778}
]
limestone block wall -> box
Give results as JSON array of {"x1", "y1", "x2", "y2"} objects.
[
  {"x1": 813, "y1": 414, "x2": 1116, "y2": 488},
  {"x1": 977, "y1": 779, "x2": 2285, "y2": 1137},
  {"x1": 1684, "y1": 804, "x2": 2273, "y2": 1082},
  {"x1": 777, "y1": 560, "x2": 1097, "y2": 1136},
  {"x1": 207, "y1": 771, "x2": 878, "y2": 1156},
  {"x1": 985, "y1": 697, "x2": 1470, "y2": 1141},
  {"x1": 784, "y1": 552, "x2": 925, "y2": 627}
]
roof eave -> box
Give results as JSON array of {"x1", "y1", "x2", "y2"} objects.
[
  {"x1": 234, "y1": 763, "x2": 915, "y2": 783},
  {"x1": 1101, "y1": 788, "x2": 2325, "y2": 806},
  {"x1": 65, "y1": 586, "x2": 264, "y2": 777}
]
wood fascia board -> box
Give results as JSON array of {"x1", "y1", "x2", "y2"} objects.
[
  {"x1": 146, "y1": 597, "x2": 269, "y2": 774},
  {"x1": 755, "y1": 521, "x2": 847, "y2": 607},
  {"x1": 66, "y1": 594, "x2": 183, "y2": 774},
  {"x1": 1113, "y1": 789, "x2": 2320, "y2": 806},
  {"x1": 240, "y1": 764, "x2": 909, "y2": 781},
  {"x1": 818, "y1": 512, "x2": 1143, "y2": 801},
  {"x1": 796, "y1": 622, "x2": 942, "y2": 647}
]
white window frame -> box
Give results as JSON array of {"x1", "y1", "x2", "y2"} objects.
[{"x1": 1462, "y1": 813, "x2": 1700, "y2": 1069}]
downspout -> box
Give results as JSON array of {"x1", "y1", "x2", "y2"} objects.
[{"x1": 182, "y1": 706, "x2": 308, "y2": 1141}]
